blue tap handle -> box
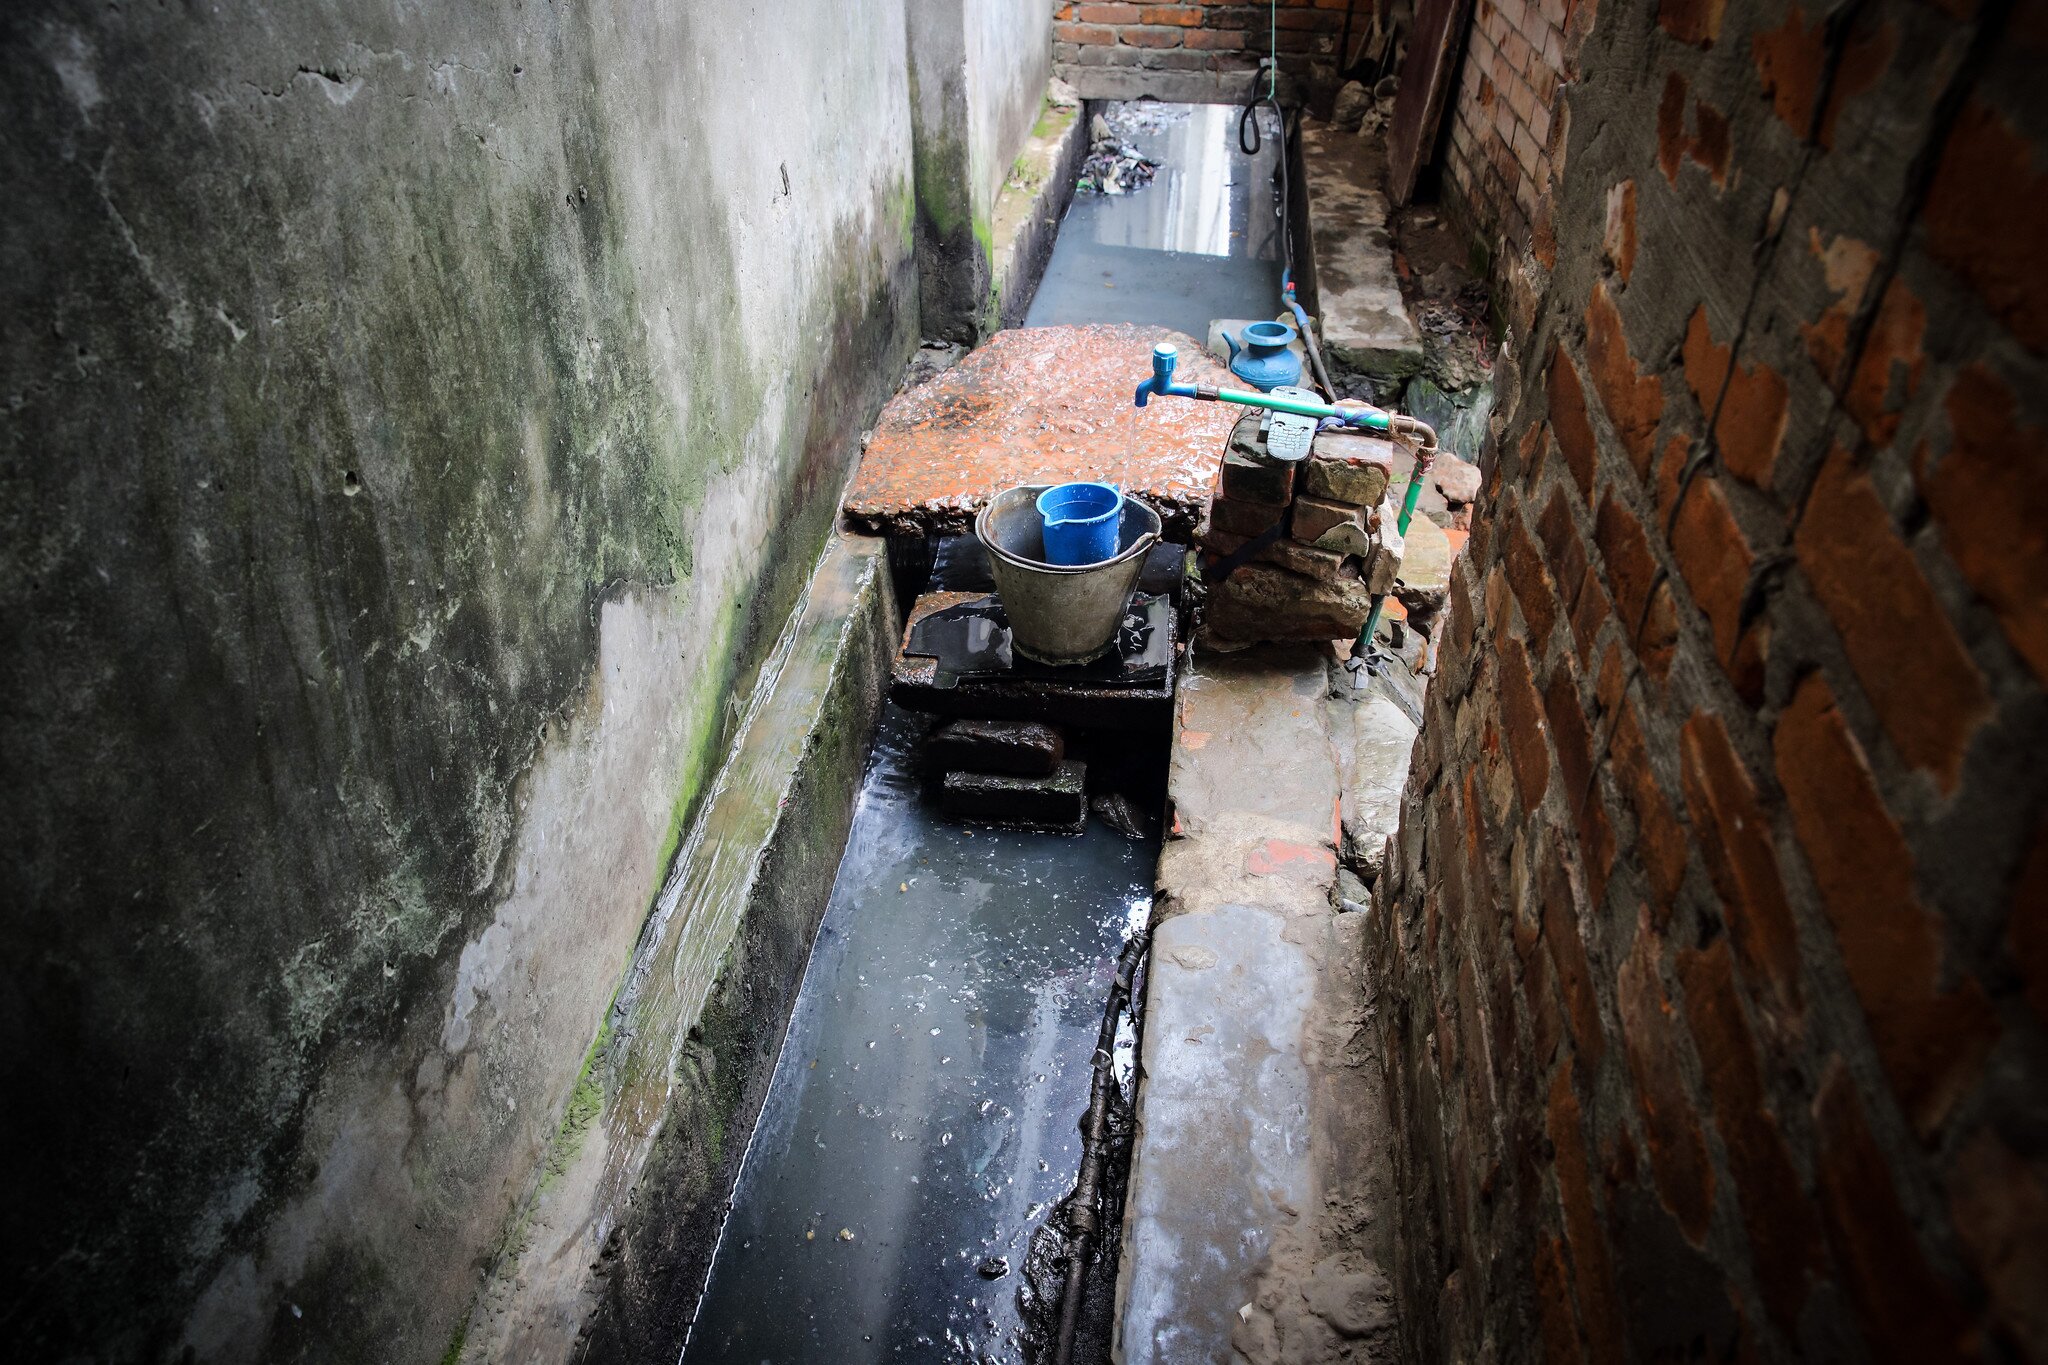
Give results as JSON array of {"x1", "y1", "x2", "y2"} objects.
[{"x1": 1136, "y1": 342, "x2": 1194, "y2": 406}]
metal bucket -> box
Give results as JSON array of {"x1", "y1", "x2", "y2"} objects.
[{"x1": 974, "y1": 485, "x2": 1162, "y2": 665}]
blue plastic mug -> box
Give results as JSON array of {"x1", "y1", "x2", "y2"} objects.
[{"x1": 1036, "y1": 482, "x2": 1125, "y2": 565}]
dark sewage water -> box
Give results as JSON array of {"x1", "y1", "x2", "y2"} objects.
[{"x1": 683, "y1": 708, "x2": 1159, "y2": 1364}]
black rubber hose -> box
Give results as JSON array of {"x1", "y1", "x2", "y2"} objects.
[{"x1": 1051, "y1": 930, "x2": 1149, "y2": 1365}]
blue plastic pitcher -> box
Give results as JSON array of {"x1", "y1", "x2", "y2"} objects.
[{"x1": 1037, "y1": 482, "x2": 1124, "y2": 565}]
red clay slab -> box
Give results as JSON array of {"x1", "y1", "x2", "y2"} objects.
[{"x1": 842, "y1": 324, "x2": 1240, "y2": 538}]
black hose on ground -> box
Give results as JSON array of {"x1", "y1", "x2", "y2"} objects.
[{"x1": 1051, "y1": 929, "x2": 1150, "y2": 1365}]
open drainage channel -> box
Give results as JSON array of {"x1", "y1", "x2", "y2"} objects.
[
  {"x1": 681, "y1": 704, "x2": 1165, "y2": 1364},
  {"x1": 684, "y1": 98, "x2": 1300, "y2": 1363}
]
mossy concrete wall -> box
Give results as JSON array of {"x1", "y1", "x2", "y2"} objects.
[
  {"x1": 1, "y1": 2, "x2": 918, "y2": 1359},
  {"x1": 909, "y1": 0, "x2": 1056, "y2": 341}
]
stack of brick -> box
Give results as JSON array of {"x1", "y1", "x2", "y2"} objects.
[
  {"x1": 929, "y1": 718, "x2": 1087, "y2": 833},
  {"x1": 1196, "y1": 411, "x2": 1407, "y2": 645}
]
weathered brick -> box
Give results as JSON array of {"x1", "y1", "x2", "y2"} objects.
[
  {"x1": 1218, "y1": 448, "x2": 1294, "y2": 505},
  {"x1": 1119, "y1": 25, "x2": 1186, "y2": 47},
  {"x1": 1812, "y1": 1064, "x2": 1974, "y2": 1363},
  {"x1": 1304, "y1": 430, "x2": 1395, "y2": 505},
  {"x1": 1505, "y1": 506, "x2": 1562, "y2": 649},
  {"x1": 1536, "y1": 486, "x2": 1589, "y2": 606},
  {"x1": 1658, "y1": 0, "x2": 1725, "y2": 47},
  {"x1": 1946, "y1": 1127, "x2": 2048, "y2": 1361},
  {"x1": 1618, "y1": 919, "x2": 1717, "y2": 1243},
  {"x1": 1548, "y1": 346, "x2": 1600, "y2": 501},
  {"x1": 1499, "y1": 634, "x2": 1552, "y2": 812},
  {"x1": 1923, "y1": 97, "x2": 2048, "y2": 350},
  {"x1": 1751, "y1": 5, "x2": 1893, "y2": 147},
  {"x1": 1138, "y1": 4, "x2": 1203, "y2": 24},
  {"x1": 1662, "y1": 463, "x2": 1761, "y2": 698},
  {"x1": 1544, "y1": 663, "x2": 1615, "y2": 908},
  {"x1": 1678, "y1": 938, "x2": 1825, "y2": 1332},
  {"x1": 1054, "y1": 20, "x2": 1117, "y2": 42},
  {"x1": 1774, "y1": 671, "x2": 1999, "y2": 1137},
  {"x1": 1921, "y1": 364, "x2": 2048, "y2": 682},
  {"x1": 1795, "y1": 445, "x2": 1989, "y2": 792},
  {"x1": 2013, "y1": 813, "x2": 2048, "y2": 1026},
  {"x1": 1547, "y1": 1068, "x2": 1627, "y2": 1365},
  {"x1": 1073, "y1": 1, "x2": 1141, "y2": 20},
  {"x1": 1569, "y1": 567, "x2": 1613, "y2": 667},
  {"x1": 1182, "y1": 27, "x2": 1246, "y2": 48},
  {"x1": 1592, "y1": 492, "x2": 1657, "y2": 631},
  {"x1": 1656, "y1": 71, "x2": 1730, "y2": 184},
  {"x1": 1607, "y1": 690, "x2": 1687, "y2": 920},
  {"x1": 1207, "y1": 494, "x2": 1285, "y2": 538},
  {"x1": 1583, "y1": 282, "x2": 1664, "y2": 479},
  {"x1": 1679, "y1": 709, "x2": 1803, "y2": 1023},
  {"x1": 1679, "y1": 307, "x2": 1787, "y2": 486},
  {"x1": 1290, "y1": 495, "x2": 1366, "y2": 546},
  {"x1": 1540, "y1": 841, "x2": 1605, "y2": 1065}
]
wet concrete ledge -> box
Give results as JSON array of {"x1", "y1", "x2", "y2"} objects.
[
  {"x1": 990, "y1": 95, "x2": 1091, "y2": 331},
  {"x1": 458, "y1": 533, "x2": 898, "y2": 1363}
]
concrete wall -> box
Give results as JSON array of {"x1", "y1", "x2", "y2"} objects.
[
  {"x1": 1372, "y1": 1, "x2": 2048, "y2": 1361},
  {"x1": 1, "y1": 2, "x2": 920, "y2": 1359},
  {"x1": 911, "y1": 0, "x2": 1056, "y2": 340}
]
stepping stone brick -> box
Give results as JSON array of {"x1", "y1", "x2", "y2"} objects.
[
  {"x1": 940, "y1": 760, "x2": 1087, "y2": 832},
  {"x1": 927, "y1": 719, "x2": 1064, "y2": 776}
]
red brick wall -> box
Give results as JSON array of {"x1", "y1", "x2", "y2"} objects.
[
  {"x1": 1443, "y1": 0, "x2": 1579, "y2": 258},
  {"x1": 1052, "y1": 0, "x2": 1349, "y2": 100},
  {"x1": 1372, "y1": 1, "x2": 2048, "y2": 1361}
]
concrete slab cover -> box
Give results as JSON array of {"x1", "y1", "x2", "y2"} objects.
[
  {"x1": 1298, "y1": 123, "x2": 1423, "y2": 378},
  {"x1": 842, "y1": 323, "x2": 1240, "y2": 536},
  {"x1": 1169, "y1": 645, "x2": 1337, "y2": 840},
  {"x1": 1118, "y1": 902, "x2": 1316, "y2": 1365}
]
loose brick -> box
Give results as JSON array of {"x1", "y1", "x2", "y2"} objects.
[
  {"x1": 1548, "y1": 346, "x2": 1600, "y2": 501},
  {"x1": 1924, "y1": 97, "x2": 2048, "y2": 350},
  {"x1": 1584, "y1": 282, "x2": 1665, "y2": 480},
  {"x1": 1795, "y1": 445, "x2": 1989, "y2": 791},
  {"x1": 1774, "y1": 671, "x2": 1999, "y2": 1137},
  {"x1": 1198, "y1": 524, "x2": 1348, "y2": 582},
  {"x1": 1812, "y1": 1064, "x2": 1974, "y2": 1364},
  {"x1": 1921, "y1": 364, "x2": 2048, "y2": 681},
  {"x1": 1618, "y1": 919, "x2": 1717, "y2": 1243},
  {"x1": 1290, "y1": 495, "x2": 1366, "y2": 546},
  {"x1": 1218, "y1": 449, "x2": 1294, "y2": 505},
  {"x1": 1679, "y1": 709, "x2": 1803, "y2": 1023},
  {"x1": 1679, "y1": 306, "x2": 1788, "y2": 486},
  {"x1": 928, "y1": 719, "x2": 1063, "y2": 776},
  {"x1": 1304, "y1": 430, "x2": 1395, "y2": 505},
  {"x1": 1678, "y1": 938, "x2": 1825, "y2": 1331},
  {"x1": 1208, "y1": 494, "x2": 1285, "y2": 538}
]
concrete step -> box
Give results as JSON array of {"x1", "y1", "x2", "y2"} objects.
[{"x1": 1296, "y1": 121, "x2": 1425, "y2": 383}]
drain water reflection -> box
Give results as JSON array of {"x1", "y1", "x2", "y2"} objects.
[{"x1": 684, "y1": 707, "x2": 1159, "y2": 1363}]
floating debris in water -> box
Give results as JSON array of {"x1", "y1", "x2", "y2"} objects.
[
  {"x1": 1077, "y1": 137, "x2": 1158, "y2": 195},
  {"x1": 979, "y1": 1256, "x2": 1011, "y2": 1280},
  {"x1": 838, "y1": 1228, "x2": 856, "y2": 1242}
]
